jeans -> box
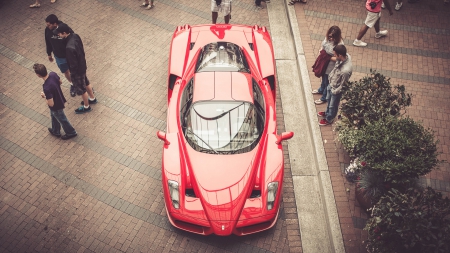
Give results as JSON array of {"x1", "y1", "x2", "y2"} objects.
[
  {"x1": 317, "y1": 74, "x2": 329, "y2": 102},
  {"x1": 325, "y1": 86, "x2": 342, "y2": 122},
  {"x1": 50, "y1": 109, "x2": 77, "y2": 136}
]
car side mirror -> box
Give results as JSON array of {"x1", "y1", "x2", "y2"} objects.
[
  {"x1": 276, "y1": 132, "x2": 294, "y2": 144},
  {"x1": 157, "y1": 131, "x2": 170, "y2": 145}
]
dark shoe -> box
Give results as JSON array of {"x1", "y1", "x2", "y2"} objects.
[
  {"x1": 75, "y1": 106, "x2": 92, "y2": 114},
  {"x1": 48, "y1": 128, "x2": 61, "y2": 137},
  {"x1": 80, "y1": 98, "x2": 98, "y2": 105},
  {"x1": 70, "y1": 85, "x2": 76, "y2": 97},
  {"x1": 61, "y1": 133, "x2": 77, "y2": 140}
]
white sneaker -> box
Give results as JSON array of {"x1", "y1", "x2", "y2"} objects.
[
  {"x1": 381, "y1": 2, "x2": 385, "y2": 8},
  {"x1": 353, "y1": 39, "x2": 367, "y2": 47},
  {"x1": 395, "y1": 2, "x2": 402, "y2": 10},
  {"x1": 375, "y1": 30, "x2": 388, "y2": 38}
]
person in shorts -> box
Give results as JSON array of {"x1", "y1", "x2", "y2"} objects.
[
  {"x1": 44, "y1": 14, "x2": 76, "y2": 97},
  {"x1": 54, "y1": 23, "x2": 97, "y2": 114},
  {"x1": 34, "y1": 63, "x2": 77, "y2": 140},
  {"x1": 353, "y1": 0, "x2": 393, "y2": 47},
  {"x1": 211, "y1": 0, "x2": 232, "y2": 24}
]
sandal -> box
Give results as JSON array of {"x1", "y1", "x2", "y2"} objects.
[
  {"x1": 145, "y1": 4, "x2": 154, "y2": 9},
  {"x1": 29, "y1": 3, "x2": 40, "y2": 8}
]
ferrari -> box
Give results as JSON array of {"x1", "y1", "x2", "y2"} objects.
[{"x1": 157, "y1": 24, "x2": 294, "y2": 236}]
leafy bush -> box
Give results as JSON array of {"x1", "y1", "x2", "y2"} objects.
[
  {"x1": 348, "y1": 117, "x2": 440, "y2": 184},
  {"x1": 365, "y1": 187, "x2": 450, "y2": 253},
  {"x1": 339, "y1": 70, "x2": 412, "y2": 130}
]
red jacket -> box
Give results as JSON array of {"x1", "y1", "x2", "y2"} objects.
[{"x1": 312, "y1": 50, "x2": 331, "y2": 78}]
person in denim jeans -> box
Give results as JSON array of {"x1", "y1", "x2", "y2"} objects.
[
  {"x1": 312, "y1": 26, "x2": 344, "y2": 105},
  {"x1": 34, "y1": 63, "x2": 77, "y2": 140},
  {"x1": 318, "y1": 45, "x2": 352, "y2": 126}
]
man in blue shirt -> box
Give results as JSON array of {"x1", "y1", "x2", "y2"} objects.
[{"x1": 34, "y1": 63, "x2": 77, "y2": 140}]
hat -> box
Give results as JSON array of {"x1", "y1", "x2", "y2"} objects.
[{"x1": 53, "y1": 23, "x2": 71, "y2": 35}]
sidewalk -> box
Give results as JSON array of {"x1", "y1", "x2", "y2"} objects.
[{"x1": 287, "y1": 1, "x2": 450, "y2": 252}]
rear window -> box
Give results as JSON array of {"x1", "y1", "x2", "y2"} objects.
[{"x1": 196, "y1": 42, "x2": 250, "y2": 73}]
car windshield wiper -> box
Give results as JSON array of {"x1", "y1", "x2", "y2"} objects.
[
  {"x1": 193, "y1": 102, "x2": 245, "y2": 121},
  {"x1": 184, "y1": 127, "x2": 218, "y2": 154}
]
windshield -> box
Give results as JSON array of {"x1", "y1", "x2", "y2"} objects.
[
  {"x1": 196, "y1": 42, "x2": 250, "y2": 73},
  {"x1": 182, "y1": 101, "x2": 263, "y2": 154}
]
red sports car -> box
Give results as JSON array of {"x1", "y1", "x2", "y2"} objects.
[{"x1": 157, "y1": 24, "x2": 294, "y2": 236}]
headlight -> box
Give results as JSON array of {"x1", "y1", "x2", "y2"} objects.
[
  {"x1": 267, "y1": 182, "x2": 278, "y2": 210},
  {"x1": 168, "y1": 180, "x2": 180, "y2": 209}
]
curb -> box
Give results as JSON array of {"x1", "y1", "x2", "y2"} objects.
[{"x1": 267, "y1": 1, "x2": 345, "y2": 252}]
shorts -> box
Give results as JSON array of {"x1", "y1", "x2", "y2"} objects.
[
  {"x1": 211, "y1": 0, "x2": 231, "y2": 16},
  {"x1": 54, "y1": 56, "x2": 69, "y2": 73},
  {"x1": 364, "y1": 11, "x2": 381, "y2": 28},
  {"x1": 71, "y1": 73, "x2": 90, "y2": 95}
]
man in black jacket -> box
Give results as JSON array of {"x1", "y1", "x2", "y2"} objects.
[
  {"x1": 54, "y1": 24, "x2": 97, "y2": 114},
  {"x1": 45, "y1": 14, "x2": 76, "y2": 97}
]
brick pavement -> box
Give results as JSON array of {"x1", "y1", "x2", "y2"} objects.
[
  {"x1": 0, "y1": 0, "x2": 301, "y2": 252},
  {"x1": 292, "y1": 1, "x2": 450, "y2": 252}
]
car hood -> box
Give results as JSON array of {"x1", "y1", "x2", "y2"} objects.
[{"x1": 187, "y1": 147, "x2": 258, "y2": 224}]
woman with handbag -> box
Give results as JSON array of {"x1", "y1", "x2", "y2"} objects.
[{"x1": 312, "y1": 26, "x2": 344, "y2": 105}]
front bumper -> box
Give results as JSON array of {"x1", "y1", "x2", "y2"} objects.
[{"x1": 165, "y1": 198, "x2": 280, "y2": 236}]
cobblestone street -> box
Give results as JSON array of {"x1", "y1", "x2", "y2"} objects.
[
  {"x1": 0, "y1": 0, "x2": 300, "y2": 252},
  {"x1": 1, "y1": 0, "x2": 449, "y2": 252}
]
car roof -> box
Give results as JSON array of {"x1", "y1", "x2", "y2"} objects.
[{"x1": 193, "y1": 72, "x2": 253, "y2": 103}]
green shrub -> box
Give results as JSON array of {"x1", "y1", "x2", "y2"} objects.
[
  {"x1": 349, "y1": 117, "x2": 439, "y2": 184},
  {"x1": 365, "y1": 187, "x2": 450, "y2": 253},
  {"x1": 339, "y1": 70, "x2": 411, "y2": 130}
]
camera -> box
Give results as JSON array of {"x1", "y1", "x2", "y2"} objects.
[{"x1": 369, "y1": 2, "x2": 377, "y2": 9}]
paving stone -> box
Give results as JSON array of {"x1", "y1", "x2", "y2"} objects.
[{"x1": 294, "y1": 1, "x2": 450, "y2": 252}]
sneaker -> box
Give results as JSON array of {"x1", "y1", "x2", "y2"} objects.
[
  {"x1": 145, "y1": 4, "x2": 154, "y2": 9},
  {"x1": 256, "y1": 4, "x2": 264, "y2": 9},
  {"x1": 353, "y1": 39, "x2": 367, "y2": 47},
  {"x1": 381, "y1": 2, "x2": 385, "y2": 8},
  {"x1": 317, "y1": 111, "x2": 326, "y2": 117},
  {"x1": 140, "y1": 2, "x2": 149, "y2": 7},
  {"x1": 312, "y1": 89, "x2": 322, "y2": 94},
  {"x1": 80, "y1": 98, "x2": 98, "y2": 105},
  {"x1": 314, "y1": 99, "x2": 326, "y2": 105},
  {"x1": 48, "y1": 128, "x2": 61, "y2": 137},
  {"x1": 375, "y1": 30, "x2": 388, "y2": 39},
  {"x1": 395, "y1": 2, "x2": 402, "y2": 10},
  {"x1": 75, "y1": 106, "x2": 92, "y2": 114},
  {"x1": 70, "y1": 85, "x2": 76, "y2": 97},
  {"x1": 319, "y1": 119, "x2": 332, "y2": 126},
  {"x1": 61, "y1": 133, "x2": 77, "y2": 140}
]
